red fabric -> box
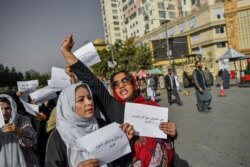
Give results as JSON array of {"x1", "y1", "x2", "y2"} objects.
[{"x1": 112, "y1": 74, "x2": 173, "y2": 167}]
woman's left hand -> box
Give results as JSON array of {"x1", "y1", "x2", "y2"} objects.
[
  {"x1": 159, "y1": 122, "x2": 177, "y2": 139},
  {"x1": 120, "y1": 123, "x2": 134, "y2": 140},
  {"x1": 36, "y1": 112, "x2": 47, "y2": 121},
  {"x1": 1, "y1": 123, "x2": 23, "y2": 138}
]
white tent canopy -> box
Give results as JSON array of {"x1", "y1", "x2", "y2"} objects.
[{"x1": 217, "y1": 48, "x2": 245, "y2": 61}]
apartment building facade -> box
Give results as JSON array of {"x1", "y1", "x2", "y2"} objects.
[
  {"x1": 136, "y1": 2, "x2": 228, "y2": 76},
  {"x1": 101, "y1": 0, "x2": 178, "y2": 45},
  {"x1": 223, "y1": 0, "x2": 250, "y2": 55}
]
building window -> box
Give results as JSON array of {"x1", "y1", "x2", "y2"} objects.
[
  {"x1": 169, "y1": 12, "x2": 176, "y2": 19},
  {"x1": 183, "y1": 0, "x2": 186, "y2": 5},
  {"x1": 215, "y1": 26, "x2": 224, "y2": 34},
  {"x1": 129, "y1": 0, "x2": 134, "y2": 6},
  {"x1": 158, "y1": 2, "x2": 164, "y2": 9},
  {"x1": 123, "y1": 5, "x2": 128, "y2": 11},
  {"x1": 115, "y1": 33, "x2": 121, "y2": 37},
  {"x1": 113, "y1": 21, "x2": 119, "y2": 25},
  {"x1": 167, "y1": 4, "x2": 175, "y2": 10},
  {"x1": 114, "y1": 27, "x2": 120, "y2": 31},
  {"x1": 191, "y1": 33, "x2": 200, "y2": 42},
  {"x1": 111, "y1": 3, "x2": 117, "y2": 8},
  {"x1": 113, "y1": 15, "x2": 118, "y2": 20},
  {"x1": 159, "y1": 11, "x2": 166, "y2": 18},
  {"x1": 217, "y1": 42, "x2": 226, "y2": 48},
  {"x1": 112, "y1": 9, "x2": 118, "y2": 14},
  {"x1": 111, "y1": 0, "x2": 116, "y2": 2}
]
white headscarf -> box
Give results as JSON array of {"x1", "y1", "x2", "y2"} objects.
[
  {"x1": 0, "y1": 94, "x2": 27, "y2": 167},
  {"x1": 56, "y1": 83, "x2": 99, "y2": 167}
]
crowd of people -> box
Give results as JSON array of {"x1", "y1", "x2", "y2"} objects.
[
  {"x1": 0, "y1": 35, "x2": 179, "y2": 167},
  {"x1": 1, "y1": 34, "x2": 217, "y2": 166}
]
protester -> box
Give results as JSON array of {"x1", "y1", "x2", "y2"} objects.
[
  {"x1": 221, "y1": 69, "x2": 230, "y2": 89},
  {"x1": 158, "y1": 75, "x2": 165, "y2": 89},
  {"x1": 137, "y1": 77, "x2": 147, "y2": 99},
  {"x1": 164, "y1": 69, "x2": 183, "y2": 106},
  {"x1": 45, "y1": 83, "x2": 134, "y2": 167},
  {"x1": 60, "y1": 34, "x2": 177, "y2": 167},
  {"x1": 192, "y1": 61, "x2": 212, "y2": 113},
  {"x1": 146, "y1": 74, "x2": 156, "y2": 101},
  {"x1": 173, "y1": 71, "x2": 180, "y2": 91},
  {"x1": 204, "y1": 67, "x2": 213, "y2": 87},
  {"x1": 0, "y1": 94, "x2": 39, "y2": 167},
  {"x1": 34, "y1": 100, "x2": 55, "y2": 167}
]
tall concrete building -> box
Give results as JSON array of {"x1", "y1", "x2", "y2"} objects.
[
  {"x1": 101, "y1": 0, "x2": 124, "y2": 45},
  {"x1": 223, "y1": 0, "x2": 250, "y2": 55},
  {"x1": 101, "y1": 0, "x2": 178, "y2": 45},
  {"x1": 136, "y1": 2, "x2": 228, "y2": 78}
]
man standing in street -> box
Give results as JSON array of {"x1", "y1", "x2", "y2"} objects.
[
  {"x1": 164, "y1": 68, "x2": 183, "y2": 106},
  {"x1": 192, "y1": 61, "x2": 212, "y2": 113}
]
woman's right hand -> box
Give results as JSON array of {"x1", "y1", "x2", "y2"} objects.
[
  {"x1": 60, "y1": 35, "x2": 78, "y2": 65},
  {"x1": 60, "y1": 34, "x2": 74, "y2": 54},
  {"x1": 77, "y1": 158, "x2": 100, "y2": 167}
]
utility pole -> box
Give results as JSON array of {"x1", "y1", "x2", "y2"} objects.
[{"x1": 164, "y1": 18, "x2": 172, "y2": 69}]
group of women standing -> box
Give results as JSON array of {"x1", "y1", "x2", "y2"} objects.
[{"x1": 0, "y1": 34, "x2": 178, "y2": 167}]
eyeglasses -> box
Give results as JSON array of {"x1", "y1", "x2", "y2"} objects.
[{"x1": 111, "y1": 76, "x2": 132, "y2": 88}]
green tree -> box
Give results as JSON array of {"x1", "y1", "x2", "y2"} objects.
[
  {"x1": 91, "y1": 49, "x2": 112, "y2": 78},
  {"x1": 91, "y1": 38, "x2": 152, "y2": 78}
]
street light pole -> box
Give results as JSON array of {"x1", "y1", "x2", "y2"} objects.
[{"x1": 164, "y1": 19, "x2": 171, "y2": 69}]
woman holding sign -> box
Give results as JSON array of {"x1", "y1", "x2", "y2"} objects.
[
  {"x1": 45, "y1": 83, "x2": 134, "y2": 167},
  {"x1": 0, "y1": 94, "x2": 39, "y2": 167},
  {"x1": 60, "y1": 35, "x2": 177, "y2": 167}
]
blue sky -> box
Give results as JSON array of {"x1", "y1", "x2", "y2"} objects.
[{"x1": 0, "y1": 0, "x2": 104, "y2": 74}]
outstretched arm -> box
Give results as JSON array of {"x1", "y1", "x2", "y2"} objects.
[
  {"x1": 60, "y1": 35, "x2": 124, "y2": 124},
  {"x1": 60, "y1": 34, "x2": 78, "y2": 66}
]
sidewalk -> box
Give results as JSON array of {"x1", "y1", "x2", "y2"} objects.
[{"x1": 156, "y1": 86, "x2": 250, "y2": 167}]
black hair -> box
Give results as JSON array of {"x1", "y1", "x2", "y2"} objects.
[
  {"x1": 0, "y1": 97, "x2": 11, "y2": 106},
  {"x1": 195, "y1": 61, "x2": 200, "y2": 66}
]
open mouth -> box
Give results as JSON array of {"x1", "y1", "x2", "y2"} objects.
[
  {"x1": 120, "y1": 89, "x2": 128, "y2": 95},
  {"x1": 85, "y1": 108, "x2": 93, "y2": 113}
]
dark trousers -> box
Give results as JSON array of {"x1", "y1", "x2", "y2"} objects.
[
  {"x1": 197, "y1": 99, "x2": 211, "y2": 110},
  {"x1": 167, "y1": 88, "x2": 181, "y2": 105}
]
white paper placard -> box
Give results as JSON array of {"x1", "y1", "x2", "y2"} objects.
[
  {"x1": 17, "y1": 80, "x2": 39, "y2": 92},
  {"x1": 29, "y1": 86, "x2": 57, "y2": 104},
  {"x1": 20, "y1": 98, "x2": 39, "y2": 116},
  {"x1": 124, "y1": 102, "x2": 168, "y2": 139},
  {"x1": 50, "y1": 67, "x2": 71, "y2": 89},
  {"x1": 73, "y1": 42, "x2": 101, "y2": 67},
  {"x1": 75, "y1": 122, "x2": 131, "y2": 164}
]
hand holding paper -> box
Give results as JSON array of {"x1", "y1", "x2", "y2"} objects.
[
  {"x1": 159, "y1": 122, "x2": 177, "y2": 139},
  {"x1": 124, "y1": 102, "x2": 168, "y2": 139},
  {"x1": 120, "y1": 123, "x2": 135, "y2": 140},
  {"x1": 75, "y1": 122, "x2": 131, "y2": 164}
]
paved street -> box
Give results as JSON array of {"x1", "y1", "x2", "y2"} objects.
[{"x1": 156, "y1": 86, "x2": 250, "y2": 167}]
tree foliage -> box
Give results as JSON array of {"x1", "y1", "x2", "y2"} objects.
[
  {"x1": 91, "y1": 38, "x2": 152, "y2": 78},
  {"x1": 0, "y1": 64, "x2": 49, "y2": 89}
]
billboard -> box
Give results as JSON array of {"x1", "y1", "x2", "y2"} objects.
[{"x1": 152, "y1": 36, "x2": 189, "y2": 61}]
